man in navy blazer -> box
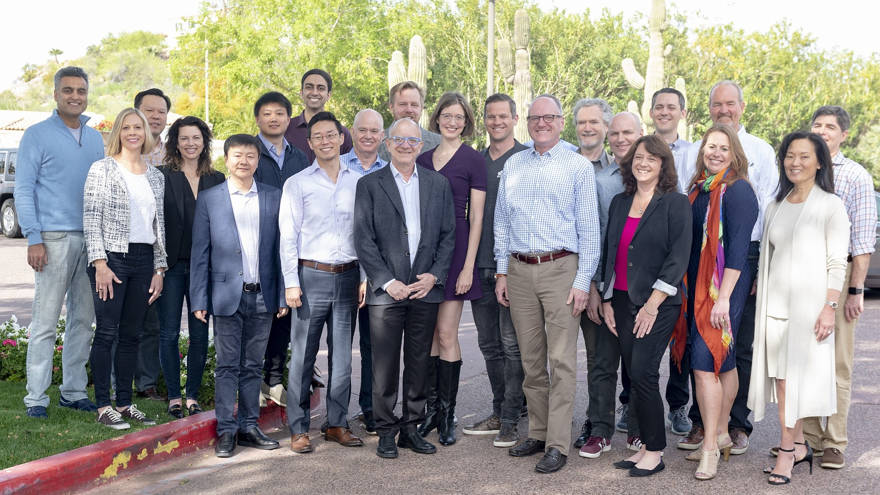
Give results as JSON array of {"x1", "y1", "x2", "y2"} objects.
[
  {"x1": 354, "y1": 118, "x2": 455, "y2": 459},
  {"x1": 190, "y1": 134, "x2": 288, "y2": 458},
  {"x1": 252, "y1": 91, "x2": 310, "y2": 406}
]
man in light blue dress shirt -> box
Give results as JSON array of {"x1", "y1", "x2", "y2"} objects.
[
  {"x1": 494, "y1": 94, "x2": 601, "y2": 473},
  {"x1": 340, "y1": 108, "x2": 387, "y2": 434}
]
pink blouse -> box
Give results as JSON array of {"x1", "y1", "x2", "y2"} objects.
[{"x1": 613, "y1": 216, "x2": 641, "y2": 291}]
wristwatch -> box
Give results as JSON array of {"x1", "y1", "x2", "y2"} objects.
[
  {"x1": 848, "y1": 287, "x2": 864, "y2": 295},
  {"x1": 494, "y1": 273, "x2": 507, "y2": 279},
  {"x1": 825, "y1": 300, "x2": 839, "y2": 309},
  {"x1": 155, "y1": 269, "x2": 165, "y2": 277}
]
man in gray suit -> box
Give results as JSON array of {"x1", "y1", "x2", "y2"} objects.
[
  {"x1": 354, "y1": 117, "x2": 455, "y2": 459},
  {"x1": 377, "y1": 81, "x2": 441, "y2": 161}
]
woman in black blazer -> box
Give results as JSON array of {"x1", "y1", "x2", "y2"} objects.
[
  {"x1": 157, "y1": 116, "x2": 225, "y2": 418},
  {"x1": 601, "y1": 135, "x2": 692, "y2": 476}
]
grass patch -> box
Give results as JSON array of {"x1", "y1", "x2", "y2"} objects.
[{"x1": 0, "y1": 381, "x2": 178, "y2": 469}]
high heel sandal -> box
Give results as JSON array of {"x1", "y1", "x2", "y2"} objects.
[
  {"x1": 687, "y1": 433, "x2": 732, "y2": 462},
  {"x1": 764, "y1": 443, "x2": 813, "y2": 476},
  {"x1": 766, "y1": 447, "x2": 794, "y2": 485},
  {"x1": 695, "y1": 448, "x2": 720, "y2": 480}
]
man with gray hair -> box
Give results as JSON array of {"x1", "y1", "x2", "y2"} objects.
[
  {"x1": 495, "y1": 94, "x2": 600, "y2": 472},
  {"x1": 15, "y1": 66, "x2": 104, "y2": 418},
  {"x1": 341, "y1": 108, "x2": 388, "y2": 433},
  {"x1": 678, "y1": 80, "x2": 778, "y2": 455}
]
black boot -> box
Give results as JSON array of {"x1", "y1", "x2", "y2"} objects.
[
  {"x1": 437, "y1": 359, "x2": 462, "y2": 446},
  {"x1": 417, "y1": 356, "x2": 441, "y2": 437}
]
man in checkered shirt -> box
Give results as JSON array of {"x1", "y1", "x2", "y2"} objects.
[{"x1": 803, "y1": 105, "x2": 877, "y2": 470}]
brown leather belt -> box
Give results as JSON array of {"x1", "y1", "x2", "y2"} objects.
[
  {"x1": 299, "y1": 259, "x2": 359, "y2": 273},
  {"x1": 511, "y1": 250, "x2": 573, "y2": 264}
]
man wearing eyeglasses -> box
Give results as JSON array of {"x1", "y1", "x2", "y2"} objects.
[
  {"x1": 354, "y1": 117, "x2": 455, "y2": 459},
  {"x1": 494, "y1": 94, "x2": 601, "y2": 473},
  {"x1": 377, "y1": 81, "x2": 441, "y2": 162}
]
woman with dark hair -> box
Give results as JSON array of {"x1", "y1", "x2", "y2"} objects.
[
  {"x1": 158, "y1": 116, "x2": 225, "y2": 418},
  {"x1": 415, "y1": 92, "x2": 487, "y2": 445},
  {"x1": 600, "y1": 135, "x2": 692, "y2": 477},
  {"x1": 748, "y1": 132, "x2": 849, "y2": 485},
  {"x1": 672, "y1": 124, "x2": 759, "y2": 480},
  {"x1": 84, "y1": 108, "x2": 166, "y2": 429}
]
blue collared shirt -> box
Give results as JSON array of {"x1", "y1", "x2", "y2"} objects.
[
  {"x1": 668, "y1": 136, "x2": 691, "y2": 174},
  {"x1": 341, "y1": 149, "x2": 387, "y2": 176},
  {"x1": 257, "y1": 133, "x2": 290, "y2": 170},
  {"x1": 494, "y1": 141, "x2": 601, "y2": 291}
]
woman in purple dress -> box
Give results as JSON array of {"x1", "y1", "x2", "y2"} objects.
[{"x1": 415, "y1": 92, "x2": 487, "y2": 446}]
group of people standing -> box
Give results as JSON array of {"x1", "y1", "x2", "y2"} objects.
[{"x1": 15, "y1": 65, "x2": 875, "y2": 485}]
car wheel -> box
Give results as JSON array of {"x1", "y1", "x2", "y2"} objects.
[{"x1": 1, "y1": 198, "x2": 22, "y2": 238}]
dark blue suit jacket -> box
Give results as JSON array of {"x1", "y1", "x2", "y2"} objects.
[{"x1": 190, "y1": 181, "x2": 285, "y2": 316}]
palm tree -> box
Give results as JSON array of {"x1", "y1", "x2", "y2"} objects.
[{"x1": 49, "y1": 48, "x2": 63, "y2": 64}]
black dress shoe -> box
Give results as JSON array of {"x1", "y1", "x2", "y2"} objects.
[
  {"x1": 215, "y1": 432, "x2": 236, "y2": 457},
  {"x1": 630, "y1": 460, "x2": 665, "y2": 477},
  {"x1": 376, "y1": 435, "x2": 399, "y2": 459},
  {"x1": 535, "y1": 447, "x2": 567, "y2": 473},
  {"x1": 509, "y1": 438, "x2": 546, "y2": 457},
  {"x1": 397, "y1": 430, "x2": 437, "y2": 454},
  {"x1": 167, "y1": 403, "x2": 183, "y2": 419},
  {"x1": 613, "y1": 459, "x2": 636, "y2": 470},
  {"x1": 237, "y1": 427, "x2": 280, "y2": 450}
]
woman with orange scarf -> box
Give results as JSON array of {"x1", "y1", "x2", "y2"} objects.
[{"x1": 670, "y1": 125, "x2": 758, "y2": 480}]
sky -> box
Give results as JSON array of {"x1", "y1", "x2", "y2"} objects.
[{"x1": 1, "y1": 0, "x2": 875, "y2": 91}]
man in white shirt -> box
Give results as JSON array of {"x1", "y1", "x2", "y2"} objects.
[
  {"x1": 677, "y1": 80, "x2": 779, "y2": 455},
  {"x1": 282, "y1": 112, "x2": 365, "y2": 453}
]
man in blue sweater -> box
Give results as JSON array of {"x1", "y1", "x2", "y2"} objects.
[{"x1": 15, "y1": 66, "x2": 104, "y2": 418}]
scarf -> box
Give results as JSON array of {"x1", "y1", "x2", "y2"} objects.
[{"x1": 670, "y1": 169, "x2": 733, "y2": 376}]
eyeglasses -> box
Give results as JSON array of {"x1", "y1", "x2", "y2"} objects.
[
  {"x1": 388, "y1": 136, "x2": 423, "y2": 146},
  {"x1": 526, "y1": 114, "x2": 562, "y2": 124},
  {"x1": 309, "y1": 132, "x2": 339, "y2": 143},
  {"x1": 439, "y1": 113, "x2": 466, "y2": 123}
]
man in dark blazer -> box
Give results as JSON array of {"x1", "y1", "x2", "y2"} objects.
[
  {"x1": 252, "y1": 91, "x2": 310, "y2": 407},
  {"x1": 354, "y1": 117, "x2": 455, "y2": 459},
  {"x1": 191, "y1": 134, "x2": 289, "y2": 458}
]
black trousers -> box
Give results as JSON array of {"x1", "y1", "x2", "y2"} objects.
[
  {"x1": 369, "y1": 299, "x2": 439, "y2": 436},
  {"x1": 614, "y1": 290, "x2": 678, "y2": 452},
  {"x1": 262, "y1": 312, "x2": 292, "y2": 386}
]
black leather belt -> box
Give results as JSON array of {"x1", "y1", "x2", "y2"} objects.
[{"x1": 243, "y1": 283, "x2": 261, "y2": 293}]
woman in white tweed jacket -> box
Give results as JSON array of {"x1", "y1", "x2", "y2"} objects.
[{"x1": 83, "y1": 107, "x2": 167, "y2": 430}]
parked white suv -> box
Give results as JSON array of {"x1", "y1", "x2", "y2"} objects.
[{"x1": 0, "y1": 148, "x2": 20, "y2": 238}]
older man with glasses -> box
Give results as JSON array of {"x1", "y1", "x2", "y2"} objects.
[{"x1": 494, "y1": 94, "x2": 601, "y2": 473}]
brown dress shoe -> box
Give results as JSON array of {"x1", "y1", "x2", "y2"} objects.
[
  {"x1": 678, "y1": 425, "x2": 704, "y2": 450},
  {"x1": 324, "y1": 427, "x2": 364, "y2": 447},
  {"x1": 820, "y1": 448, "x2": 845, "y2": 469},
  {"x1": 290, "y1": 433, "x2": 313, "y2": 453},
  {"x1": 729, "y1": 428, "x2": 749, "y2": 455}
]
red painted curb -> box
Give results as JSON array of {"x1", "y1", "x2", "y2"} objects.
[{"x1": 0, "y1": 391, "x2": 320, "y2": 495}]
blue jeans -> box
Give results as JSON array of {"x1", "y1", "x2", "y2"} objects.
[
  {"x1": 24, "y1": 231, "x2": 95, "y2": 408},
  {"x1": 89, "y1": 245, "x2": 154, "y2": 408},
  {"x1": 158, "y1": 261, "x2": 209, "y2": 401},
  {"x1": 213, "y1": 290, "x2": 273, "y2": 436},
  {"x1": 287, "y1": 266, "x2": 358, "y2": 434}
]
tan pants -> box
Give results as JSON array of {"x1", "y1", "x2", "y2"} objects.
[
  {"x1": 803, "y1": 263, "x2": 856, "y2": 452},
  {"x1": 507, "y1": 254, "x2": 580, "y2": 456}
]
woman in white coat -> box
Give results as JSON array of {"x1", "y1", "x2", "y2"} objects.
[{"x1": 748, "y1": 131, "x2": 849, "y2": 485}]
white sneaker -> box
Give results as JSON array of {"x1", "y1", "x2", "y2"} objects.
[{"x1": 97, "y1": 408, "x2": 131, "y2": 430}]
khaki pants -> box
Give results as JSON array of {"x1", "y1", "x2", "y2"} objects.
[
  {"x1": 803, "y1": 263, "x2": 856, "y2": 452},
  {"x1": 507, "y1": 254, "x2": 580, "y2": 456}
]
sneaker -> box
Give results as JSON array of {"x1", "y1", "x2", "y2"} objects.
[
  {"x1": 493, "y1": 423, "x2": 519, "y2": 448},
  {"x1": 573, "y1": 418, "x2": 593, "y2": 449},
  {"x1": 578, "y1": 436, "x2": 610, "y2": 458},
  {"x1": 820, "y1": 448, "x2": 845, "y2": 469},
  {"x1": 627, "y1": 435, "x2": 643, "y2": 452},
  {"x1": 615, "y1": 404, "x2": 628, "y2": 432},
  {"x1": 667, "y1": 405, "x2": 691, "y2": 435},
  {"x1": 355, "y1": 411, "x2": 377, "y2": 435},
  {"x1": 463, "y1": 414, "x2": 501, "y2": 435},
  {"x1": 97, "y1": 408, "x2": 131, "y2": 430},
  {"x1": 677, "y1": 425, "x2": 704, "y2": 450},
  {"x1": 729, "y1": 427, "x2": 749, "y2": 455},
  {"x1": 26, "y1": 406, "x2": 48, "y2": 418},
  {"x1": 268, "y1": 384, "x2": 287, "y2": 407},
  {"x1": 120, "y1": 404, "x2": 157, "y2": 426},
  {"x1": 59, "y1": 396, "x2": 98, "y2": 412}
]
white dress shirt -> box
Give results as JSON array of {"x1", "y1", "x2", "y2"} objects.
[
  {"x1": 680, "y1": 125, "x2": 778, "y2": 242},
  {"x1": 381, "y1": 164, "x2": 422, "y2": 290},
  {"x1": 227, "y1": 180, "x2": 260, "y2": 284},
  {"x1": 279, "y1": 162, "x2": 360, "y2": 288}
]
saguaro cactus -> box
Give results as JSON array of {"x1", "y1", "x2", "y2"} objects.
[
  {"x1": 407, "y1": 35, "x2": 429, "y2": 128},
  {"x1": 512, "y1": 9, "x2": 532, "y2": 142},
  {"x1": 387, "y1": 51, "x2": 406, "y2": 90},
  {"x1": 622, "y1": 0, "x2": 673, "y2": 134}
]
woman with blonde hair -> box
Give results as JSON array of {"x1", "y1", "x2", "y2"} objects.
[{"x1": 84, "y1": 107, "x2": 167, "y2": 429}]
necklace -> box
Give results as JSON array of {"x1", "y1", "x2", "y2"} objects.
[{"x1": 634, "y1": 192, "x2": 653, "y2": 215}]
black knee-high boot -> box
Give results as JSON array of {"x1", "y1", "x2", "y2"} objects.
[
  {"x1": 437, "y1": 359, "x2": 462, "y2": 446},
  {"x1": 418, "y1": 356, "x2": 441, "y2": 437}
]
